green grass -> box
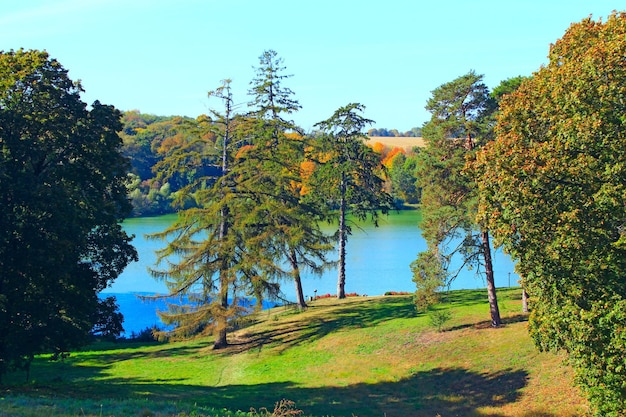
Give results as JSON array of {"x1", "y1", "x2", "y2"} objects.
[{"x1": 0, "y1": 288, "x2": 588, "y2": 417}]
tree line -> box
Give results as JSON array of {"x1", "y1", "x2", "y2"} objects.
[
  {"x1": 2, "y1": 11, "x2": 626, "y2": 414},
  {"x1": 367, "y1": 127, "x2": 422, "y2": 137},
  {"x1": 120, "y1": 112, "x2": 422, "y2": 217}
]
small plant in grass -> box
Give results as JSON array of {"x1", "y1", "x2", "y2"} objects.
[
  {"x1": 250, "y1": 399, "x2": 303, "y2": 416},
  {"x1": 428, "y1": 309, "x2": 453, "y2": 332}
]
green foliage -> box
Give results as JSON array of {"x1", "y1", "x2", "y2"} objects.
[
  {"x1": 120, "y1": 112, "x2": 195, "y2": 216},
  {"x1": 0, "y1": 49, "x2": 136, "y2": 380},
  {"x1": 411, "y1": 249, "x2": 448, "y2": 311},
  {"x1": 388, "y1": 152, "x2": 421, "y2": 206},
  {"x1": 367, "y1": 126, "x2": 422, "y2": 137},
  {"x1": 474, "y1": 12, "x2": 626, "y2": 415},
  {"x1": 91, "y1": 296, "x2": 124, "y2": 340},
  {"x1": 414, "y1": 71, "x2": 501, "y2": 326},
  {"x1": 237, "y1": 50, "x2": 334, "y2": 309},
  {"x1": 428, "y1": 308, "x2": 453, "y2": 332},
  {"x1": 149, "y1": 80, "x2": 259, "y2": 348},
  {"x1": 490, "y1": 75, "x2": 530, "y2": 103},
  {"x1": 149, "y1": 50, "x2": 335, "y2": 345},
  {"x1": 311, "y1": 103, "x2": 394, "y2": 298}
]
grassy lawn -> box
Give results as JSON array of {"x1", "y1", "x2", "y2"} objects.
[{"x1": 0, "y1": 288, "x2": 588, "y2": 416}]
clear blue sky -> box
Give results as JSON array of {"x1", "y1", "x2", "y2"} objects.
[{"x1": 0, "y1": 1, "x2": 620, "y2": 131}]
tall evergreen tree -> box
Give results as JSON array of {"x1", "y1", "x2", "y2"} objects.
[
  {"x1": 412, "y1": 71, "x2": 501, "y2": 327},
  {"x1": 311, "y1": 103, "x2": 393, "y2": 299},
  {"x1": 149, "y1": 80, "x2": 268, "y2": 348},
  {"x1": 241, "y1": 50, "x2": 334, "y2": 308}
]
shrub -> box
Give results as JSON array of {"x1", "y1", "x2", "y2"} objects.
[{"x1": 428, "y1": 309, "x2": 452, "y2": 332}]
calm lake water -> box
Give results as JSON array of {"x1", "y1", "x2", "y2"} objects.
[{"x1": 102, "y1": 210, "x2": 519, "y2": 335}]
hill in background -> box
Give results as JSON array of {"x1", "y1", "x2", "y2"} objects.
[{"x1": 367, "y1": 136, "x2": 425, "y2": 151}]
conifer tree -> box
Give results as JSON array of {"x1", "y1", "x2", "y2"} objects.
[
  {"x1": 311, "y1": 103, "x2": 393, "y2": 299},
  {"x1": 149, "y1": 80, "x2": 269, "y2": 348},
  {"x1": 241, "y1": 50, "x2": 334, "y2": 308},
  {"x1": 412, "y1": 71, "x2": 501, "y2": 327}
]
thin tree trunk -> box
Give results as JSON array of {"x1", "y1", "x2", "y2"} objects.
[
  {"x1": 290, "y1": 249, "x2": 307, "y2": 309},
  {"x1": 337, "y1": 176, "x2": 347, "y2": 299},
  {"x1": 213, "y1": 285, "x2": 228, "y2": 349},
  {"x1": 481, "y1": 229, "x2": 502, "y2": 327},
  {"x1": 213, "y1": 112, "x2": 233, "y2": 350},
  {"x1": 522, "y1": 288, "x2": 529, "y2": 313},
  {"x1": 214, "y1": 206, "x2": 229, "y2": 350}
]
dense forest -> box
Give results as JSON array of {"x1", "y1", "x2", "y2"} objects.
[{"x1": 121, "y1": 111, "x2": 423, "y2": 217}]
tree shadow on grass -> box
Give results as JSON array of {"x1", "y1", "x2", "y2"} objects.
[
  {"x1": 225, "y1": 291, "x2": 525, "y2": 355},
  {"x1": 446, "y1": 313, "x2": 529, "y2": 332},
  {"x1": 76, "y1": 340, "x2": 215, "y2": 363},
  {"x1": 225, "y1": 296, "x2": 420, "y2": 354},
  {"x1": 3, "y1": 365, "x2": 563, "y2": 417}
]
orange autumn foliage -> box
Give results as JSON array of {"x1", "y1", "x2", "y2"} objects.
[
  {"x1": 371, "y1": 141, "x2": 386, "y2": 155},
  {"x1": 235, "y1": 144, "x2": 255, "y2": 159},
  {"x1": 298, "y1": 159, "x2": 317, "y2": 196},
  {"x1": 381, "y1": 147, "x2": 405, "y2": 168}
]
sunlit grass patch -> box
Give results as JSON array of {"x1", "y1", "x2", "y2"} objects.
[{"x1": 1, "y1": 288, "x2": 588, "y2": 417}]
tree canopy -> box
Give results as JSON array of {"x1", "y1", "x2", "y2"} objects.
[
  {"x1": 474, "y1": 12, "x2": 626, "y2": 415},
  {"x1": 150, "y1": 51, "x2": 335, "y2": 347},
  {"x1": 312, "y1": 103, "x2": 393, "y2": 298},
  {"x1": 0, "y1": 49, "x2": 136, "y2": 379},
  {"x1": 412, "y1": 71, "x2": 501, "y2": 326}
]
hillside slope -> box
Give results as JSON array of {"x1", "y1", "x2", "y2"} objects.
[
  {"x1": 367, "y1": 136, "x2": 425, "y2": 150},
  {"x1": 1, "y1": 289, "x2": 587, "y2": 417}
]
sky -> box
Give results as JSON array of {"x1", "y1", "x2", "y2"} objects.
[{"x1": 0, "y1": 1, "x2": 621, "y2": 132}]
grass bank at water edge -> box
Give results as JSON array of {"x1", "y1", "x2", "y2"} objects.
[{"x1": 0, "y1": 288, "x2": 588, "y2": 417}]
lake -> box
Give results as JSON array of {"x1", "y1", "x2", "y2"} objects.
[{"x1": 102, "y1": 210, "x2": 519, "y2": 335}]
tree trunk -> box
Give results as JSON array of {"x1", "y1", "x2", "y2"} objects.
[
  {"x1": 214, "y1": 207, "x2": 229, "y2": 350},
  {"x1": 481, "y1": 229, "x2": 502, "y2": 327},
  {"x1": 290, "y1": 249, "x2": 307, "y2": 309},
  {"x1": 522, "y1": 288, "x2": 529, "y2": 313},
  {"x1": 213, "y1": 285, "x2": 229, "y2": 349},
  {"x1": 337, "y1": 176, "x2": 347, "y2": 299}
]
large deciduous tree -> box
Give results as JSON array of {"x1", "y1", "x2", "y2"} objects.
[
  {"x1": 311, "y1": 103, "x2": 393, "y2": 299},
  {"x1": 412, "y1": 71, "x2": 502, "y2": 327},
  {"x1": 0, "y1": 50, "x2": 136, "y2": 380},
  {"x1": 474, "y1": 13, "x2": 626, "y2": 415}
]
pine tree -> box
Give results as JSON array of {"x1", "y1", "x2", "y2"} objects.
[
  {"x1": 311, "y1": 103, "x2": 393, "y2": 298},
  {"x1": 412, "y1": 71, "x2": 501, "y2": 327},
  {"x1": 241, "y1": 50, "x2": 334, "y2": 308}
]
